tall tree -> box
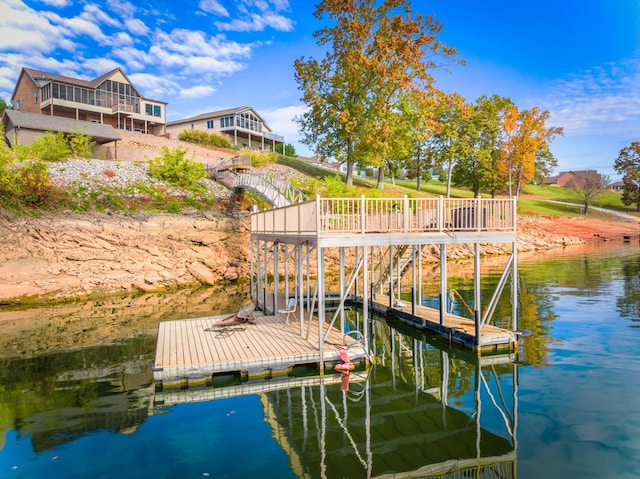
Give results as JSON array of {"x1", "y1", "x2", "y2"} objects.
[
  {"x1": 430, "y1": 93, "x2": 471, "y2": 197},
  {"x1": 294, "y1": 0, "x2": 460, "y2": 187},
  {"x1": 451, "y1": 94, "x2": 512, "y2": 197},
  {"x1": 571, "y1": 171, "x2": 609, "y2": 214},
  {"x1": 614, "y1": 142, "x2": 640, "y2": 211},
  {"x1": 501, "y1": 106, "x2": 563, "y2": 197}
]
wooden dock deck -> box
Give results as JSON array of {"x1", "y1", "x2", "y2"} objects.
[
  {"x1": 153, "y1": 310, "x2": 368, "y2": 388},
  {"x1": 368, "y1": 294, "x2": 518, "y2": 351}
]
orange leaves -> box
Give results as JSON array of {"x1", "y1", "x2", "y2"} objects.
[{"x1": 500, "y1": 106, "x2": 564, "y2": 194}]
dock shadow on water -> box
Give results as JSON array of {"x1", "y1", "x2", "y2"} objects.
[{"x1": 0, "y1": 288, "x2": 516, "y2": 478}]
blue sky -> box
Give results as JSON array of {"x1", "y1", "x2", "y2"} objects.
[{"x1": 1, "y1": 0, "x2": 640, "y2": 179}]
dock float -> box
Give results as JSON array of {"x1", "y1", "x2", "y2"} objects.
[
  {"x1": 152, "y1": 310, "x2": 368, "y2": 388},
  {"x1": 367, "y1": 294, "x2": 518, "y2": 352}
]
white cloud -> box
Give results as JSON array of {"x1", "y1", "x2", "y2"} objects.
[
  {"x1": 81, "y1": 57, "x2": 121, "y2": 76},
  {"x1": 36, "y1": 0, "x2": 70, "y2": 6},
  {"x1": 199, "y1": 0, "x2": 229, "y2": 17},
  {"x1": 261, "y1": 104, "x2": 305, "y2": 140},
  {"x1": 128, "y1": 72, "x2": 180, "y2": 99},
  {"x1": 149, "y1": 29, "x2": 252, "y2": 75},
  {"x1": 544, "y1": 60, "x2": 640, "y2": 138},
  {"x1": 124, "y1": 18, "x2": 149, "y2": 36},
  {"x1": 180, "y1": 84, "x2": 217, "y2": 99},
  {"x1": 83, "y1": 3, "x2": 121, "y2": 28},
  {"x1": 215, "y1": 13, "x2": 293, "y2": 32},
  {"x1": 0, "y1": 1, "x2": 72, "y2": 53}
]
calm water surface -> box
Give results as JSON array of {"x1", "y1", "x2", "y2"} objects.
[{"x1": 0, "y1": 242, "x2": 639, "y2": 478}]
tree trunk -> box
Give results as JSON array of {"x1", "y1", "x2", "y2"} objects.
[
  {"x1": 446, "y1": 161, "x2": 453, "y2": 198},
  {"x1": 345, "y1": 161, "x2": 354, "y2": 187},
  {"x1": 377, "y1": 166, "x2": 385, "y2": 191}
]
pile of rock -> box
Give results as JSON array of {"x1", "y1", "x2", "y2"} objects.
[{"x1": 47, "y1": 158, "x2": 232, "y2": 200}]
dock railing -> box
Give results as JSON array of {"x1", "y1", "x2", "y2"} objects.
[{"x1": 251, "y1": 195, "x2": 516, "y2": 236}]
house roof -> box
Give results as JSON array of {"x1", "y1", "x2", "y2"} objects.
[
  {"x1": 167, "y1": 106, "x2": 271, "y2": 130},
  {"x1": 14, "y1": 66, "x2": 167, "y2": 104},
  {"x1": 3, "y1": 110, "x2": 122, "y2": 144}
]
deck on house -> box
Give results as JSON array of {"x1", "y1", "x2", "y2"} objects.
[
  {"x1": 153, "y1": 310, "x2": 367, "y2": 388},
  {"x1": 368, "y1": 294, "x2": 518, "y2": 351}
]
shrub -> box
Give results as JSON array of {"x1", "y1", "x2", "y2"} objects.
[
  {"x1": 28, "y1": 131, "x2": 70, "y2": 162},
  {"x1": 178, "y1": 130, "x2": 232, "y2": 149},
  {"x1": 322, "y1": 175, "x2": 358, "y2": 198},
  {"x1": 18, "y1": 161, "x2": 58, "y2": 206},
  {"x1": 148, "y1": 146, "x2": 206, "y2": 191},
  {"x1": 67, "y1": 129, "x2": 95, "y2": 158}
]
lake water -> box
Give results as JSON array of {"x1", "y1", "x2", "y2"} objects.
[{"x1": 0, "y1": 241, "x2": 639, "y2": 478}]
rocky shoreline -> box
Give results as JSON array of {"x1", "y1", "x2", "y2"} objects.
[
  {"x1": 1, "y1": 208, "x2": 631, "y2": 305},
  {"x1": 1, "y1": 157, "x2": 637, "y2": 305}
]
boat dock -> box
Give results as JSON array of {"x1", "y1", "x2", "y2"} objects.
[
  {"x1": 367, "y1": 294, "x2": 519, "y2": 351},
  {"x1": 251, "y1": 195, "x2": 520, "y2": 354},
  {"x1": 152, "y1": 309, "x2": 368, "y2": 389}
]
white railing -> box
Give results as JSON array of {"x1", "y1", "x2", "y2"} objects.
[{"x1": 252, "y1": 195, "x2": 516, "y2": 235}]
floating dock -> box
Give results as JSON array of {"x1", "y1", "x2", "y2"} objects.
[
  {"x1": 368, "y1": 294, "x2": 519, "y2": 351},
  {"x1": 152, "y1": 310, "x2": 368, "y2": 389}
]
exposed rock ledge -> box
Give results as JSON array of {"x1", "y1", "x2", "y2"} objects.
[{"x1": 0, "y1": 211, "x2": 631, "y2": 305}]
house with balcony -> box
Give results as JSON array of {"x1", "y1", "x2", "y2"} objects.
[
  {"x1": 10, "y1": 66, "x2": 167, "y2": 138},
  {"x1": 165, "y1": 106, "x2": 284, "y2": 152}
]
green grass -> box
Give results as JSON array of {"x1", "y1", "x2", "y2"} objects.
[{"x1": 276, "y1": 156, "x2": 640, "y2": 219}]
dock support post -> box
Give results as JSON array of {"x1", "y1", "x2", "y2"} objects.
[
  {"x1": 512, "y1": 240, "x2": 518, "y2": 333},
  {"x1": 250, "y1": 237, "x2": 255, "y2": 304},
  {"x1": 474, "y1": 242, "x2": 481, "y2": 347},
  {"x1": 273, "y1": 243, "x2": 279, "y2": 315},
  {"x1": 318, "y1": 246, "x2": 325, "y2": 373},
  {"x1": 298, "y1": 243, "x2": 304, "y2": 336},
  {"x1": 363, "y1": 244, "x2": 370, "y2": 354},
  {"x1": 412, "y1": 245, "x2": 417, "y2": 315},
  {"x1": 340, "y1": 247, "x2": 345, "y2": 334},
  {"x1": 440, "y1": 244, "x2": 447, "y2": 325}
]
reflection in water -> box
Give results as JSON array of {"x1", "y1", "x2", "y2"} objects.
[
  {"x1": 4, "y1": 241, "x2": 640, "y2": 477},
  {"x1": 0, "y1": 306, "x2": 518, "y2": 478}
]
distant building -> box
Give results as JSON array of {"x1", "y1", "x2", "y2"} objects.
[
  {"x1": 609, "y1": 181, "x2": 625, "y2": 192},
  {"x1": 297, "y1": 155, "x2": 341, "y2": 171},
  {"x1": 166, "y1": 106, "x2": 284, "y2": 152},
  {"x1": 9, "y1": 66, "x2": 167, "y2": 137},
  {"x1": 544, "y1": 170, "x2": 600, "y2": 187}
]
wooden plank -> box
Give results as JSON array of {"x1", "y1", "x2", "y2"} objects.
[{"x1": 152, "y1": 309, "x2": 367, "y2": 385}]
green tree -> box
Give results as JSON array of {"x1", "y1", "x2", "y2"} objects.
[
  {"x1": 0, "y1": 98, "x2": 11, "y2": 116},
  {"x1": 452, "y1": 94, "x2": 513, "y2": 197},
  {"x1": 294, "y1": 0, "x2": 460, "y2": 188},
  {"x1": 274, "y1": 143, "x2": 297, "y2": 157},
  {"x1": 430, "y1": 93, "x2": 471, "y2": 197},
  {"x1": 614, "y1": 142, "x2": 640, "y2": 210}
]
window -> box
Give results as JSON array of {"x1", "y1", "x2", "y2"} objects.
[
  {"x1": 220, "y1": 116, "x2": 234, "y2": 128},
  {"x1": 16, "y1": 100, "x2": 20, "y2": 110},
  {"x1": 207, "y1": 120, "x2": 214, "y2": 129},
  {"x1": 153, "y1": 105, "x2": 161, "y2": 117},
  {"x1": 145, "y1": 104, "x2": 153, "y2": 115},
  {"x1": 34, "y1": 90, "x2": 38, "y2": 102}
]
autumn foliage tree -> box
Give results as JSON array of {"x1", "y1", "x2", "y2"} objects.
[
  {"x1": 614, "y1": 142, "x2": 640, "y2": 211},
  {"x1": 294, "y1": 0, "x2": 460, "y2": 187},
  {"x1": 500, "y1": 106, "x2": 563, "y2": 197}
]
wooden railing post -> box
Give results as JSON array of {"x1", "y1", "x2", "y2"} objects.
[
  {"x1": 438, "y1": 195, "x2": 444, "y2": 231},
  {"x1": 316, "y1": 194, "x2": 321, "y2": 234},
  {"x1": 361, "y1": 195, "x2": 366, "y2": 235},
  {"x1": 403, "y1": 194, "x2": 409, "y2": 232}
]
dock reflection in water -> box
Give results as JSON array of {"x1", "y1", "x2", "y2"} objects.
[{"x1": 0, "y1": 309, "x2": 517, "y2": 479}]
